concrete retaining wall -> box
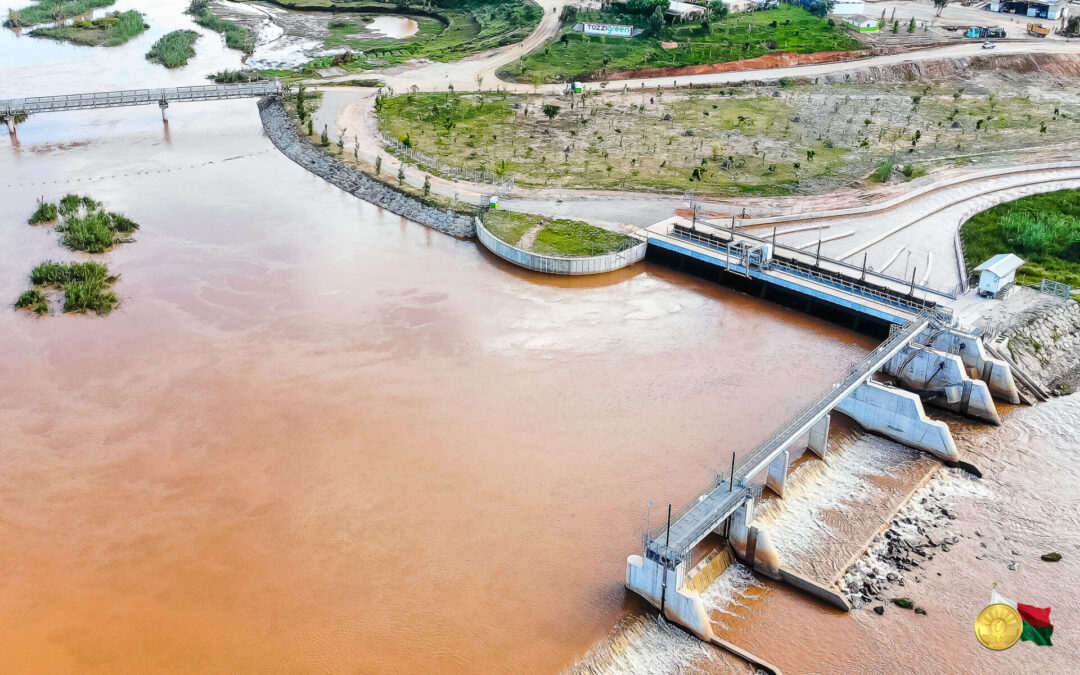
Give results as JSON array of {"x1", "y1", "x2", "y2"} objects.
[
  {"x1": 258, "y1": 98, "x2": 474, "y2": 238},
  {"x1": 475, "y1": 217, "x2": 647, "y2": 275}
]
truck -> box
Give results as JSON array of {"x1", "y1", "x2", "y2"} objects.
[
  {"x1": 1027, "y1": 23, "x2": 1050, "y2": 37},
  {"x1": 988, "y1": 26, "x2": 1006, "y2": 38}
]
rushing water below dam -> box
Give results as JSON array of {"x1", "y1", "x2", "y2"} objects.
[{"x1": 3, "y1": 2, "x2": 1079, "y2": 673}]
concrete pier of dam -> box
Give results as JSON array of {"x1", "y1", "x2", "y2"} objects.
[{"x1": 625, "y1": 307, "x2": 1012, "y2": 653}]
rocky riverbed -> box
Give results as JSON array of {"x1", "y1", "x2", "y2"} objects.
[{"x1": 840, "y1": 468, "x2": 989, "y2": 612}]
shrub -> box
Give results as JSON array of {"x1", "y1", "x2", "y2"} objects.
[
  {"x1": 29, "y1": 200, "x2": 58, "y2": 224},
  {"x1": 14, "y1": 288, "x2": 49, "y2": 315}
]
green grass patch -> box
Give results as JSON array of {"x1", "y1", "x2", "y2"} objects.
[
  {"x1": 32, "y1": 193, "x2": 139, "y2": 253},
  {"x1": 28, "y1": 10, "x2": 147, "y2": 46},
  {"x1": 507, "y1": 6, "x2": 862, "y2": 84},
  {"x1": 961, "y1": 189, "x2": 1080, "y2": 288},
  {"x1": 4, "y1": 0, "x2": 115, "y2": 28},
  {"x1": 14, "y1": 288, "x2": 49, "y2": 315},
  {"x1": 483, "y1": 210, "x2": 637, "y2": 257},
  {"x1": 19, "y1": 260, "x2": 118, "y2": 315},
  {"x1": 147, "y1": 29, "x2": 200, "y2": 68},
  {"x1": 187, "y1": 0, "x2": 255, "y2": 54},
  {"x1": 29, "y1": 199, "x2": 58, "y2": 225}
]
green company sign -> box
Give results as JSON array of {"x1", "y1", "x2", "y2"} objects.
[{"x1": 577, "y1": 22, "x2": 634, "y2": 37}]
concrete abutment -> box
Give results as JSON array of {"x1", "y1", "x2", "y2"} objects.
[
  {"x1": 835, "y1": 381, "x2": 958, "y2": 460},
  {"x1": 915, "y1": 327, "x2": 1020, "y2": 404},
  {"x1": 886, "y1": 345, "x2": 1001, "y2": 425}
]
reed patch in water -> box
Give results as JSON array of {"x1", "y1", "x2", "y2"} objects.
[
  {"x1": 34, "y1": 194, "x2": 139, "y2": 253},
  {"x1": 146, "y1": 30, "x2": 200, "y2": 68},
  {"x1": 16, "y1": 261, "x2": 118, "y2": 316}
]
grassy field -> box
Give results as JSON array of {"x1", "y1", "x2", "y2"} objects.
[
  {"x1": 961, "y1": 190, "x2": 1080, "y2": 289},
  {"x1": 376, "y1": 73, "x2": 1080, "y2": 196},
  {"x1": 3, "y1": 0, "x2": 114, "y2": 28},
  {"x1": 187, "y1": 0, "x2": 255, "y2": 54},
  {"x1": 243, "y1": 0, "x2": 541, "y2": 78},
  {"x1": 28, "y1": 10, "x2": 147, "y2": 46},
  {"x1": 147, "y1": 30, "x2": 200, "y2": 68},
  {"x1": 15, "y1": 260, "x2": 119, "y2": 315},
  {"x1": 483, "y1": 210, "x2": 637, "y2": 256},
  {"x1": 504, "y1": 5, "x2": 862, "y2": 84}
]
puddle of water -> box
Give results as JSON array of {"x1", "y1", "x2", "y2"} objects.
[{"x1": 366, "y1": 15, "x2": 418, "y2": 39}]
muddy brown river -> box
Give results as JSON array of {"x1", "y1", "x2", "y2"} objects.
[{"x1": 3, "y1": 2, "x2": 1077, "y2": 673}]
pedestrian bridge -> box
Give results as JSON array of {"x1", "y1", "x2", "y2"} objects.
[
  {"x1": 1, "y1": 82, "x2": 280, "y2": 131},
  {"x1": 626, "y1": 304, "x2": 1019, "y2": 644}
]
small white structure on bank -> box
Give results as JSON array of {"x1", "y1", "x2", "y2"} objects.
[
  {"x1": 666, "y1": 0, "x2": 707, "y2": 21},
  {"x1": 842, "y1": 14, "x2": 879, "y2": 30},
  {"x1": 974, "y1": 253, "x2": 1025, "y2": 298}
]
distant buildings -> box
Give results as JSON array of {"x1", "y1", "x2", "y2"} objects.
[{"x1": 987, "y1": 0, "x2": 1069, "y2": 21}]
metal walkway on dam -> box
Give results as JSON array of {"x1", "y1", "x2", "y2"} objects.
[
  {"x1": 1, "y1": 82, "x2": 280, "y2": 130},
  {"x1": 645, "y1": 217, "x2": 958, "y2": 326},
  {"x1": 626, "y1": 275, "x2": 1019, "y2": 646},
  {"x1": 642, "y1": 308, "x2": 935, "y2": 571}
]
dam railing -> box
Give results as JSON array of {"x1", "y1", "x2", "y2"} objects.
[
  {"x1": 645, "y1": 307, "x2": 942, "y2": 563},
  {"x1": 668, "y1": 225, "x2": 937, "y2": 315}
]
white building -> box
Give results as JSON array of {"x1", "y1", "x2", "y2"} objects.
[
  {"x1": 988, "y1": 0, "x2": 1068, "y2": 21},
  {"x1": 974, "y1": 254, "x2": 1025, "y2": 298}
]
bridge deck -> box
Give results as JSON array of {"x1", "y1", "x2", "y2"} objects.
[{"x1": 1, "y1": 83, "x2": 279, "y2": 117}]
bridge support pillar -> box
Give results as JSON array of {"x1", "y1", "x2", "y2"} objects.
[
  {"x1": 835, "y1": 381, "x2": 958, "y2": 460},
  {"x1": 886, "y1": 345, "x2": 1001, "y2": 425},
  {"x1": 766, "y1": 450, "x2": 789, "y2": 498},
  {"x1": 159, "y1": 100, "x2": 169, "y2": 122},
  {"x1": 727, "y1": 497, "x2": 754, "y2": 560},
  {"x1": 807, "y1": 413, "x2": 830, "y2": 459},
  {"x1": 916, "y1": 327, "x2": 1020, "y2": 404},
  {"x1": 4, "y1": 117, "x2": 13, "y2": 135}
]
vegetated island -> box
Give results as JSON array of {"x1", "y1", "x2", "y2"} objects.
[
  {"x1": 16, "y1": 195, "x2": 136, "y2": 316},
  {"x1": 3, "y1": 0, "x2": 115, "y2": 28},
  {"x1": 16, "y1": 261, "x2": 118, "y2": 316},
  {"x1": 961, "y1": 190, "x2": 1080, "y2": 289},
  {"x1": 30, "y1": 194, "x2": 140, "y2": 254},
  {"x1": 147, "y1": 29, "x2": 200, "y2": 68},
  {"x1": 187, "y1": 0, "x2": 255, "y2": 55},
  {"x1": 503, "y1": 4, "x2": 862, "y2": 84},
  {"x1": 220, "y1": 0, "x2": 541, "y2": 80},
  {"x1": 483, "y1": 209, "x2": 638, "y2": 257},
  {"x1": 27, "y1": 10, "x2": 149, "y2": 47}
]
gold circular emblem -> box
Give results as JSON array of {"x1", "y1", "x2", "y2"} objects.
[{"x1": 975, "y1": 603, "x2": 1023, "y2": 651}]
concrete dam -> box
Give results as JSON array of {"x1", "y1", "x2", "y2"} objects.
[{"x1": 624, "y1": 221, "x2": 1020, "y2": 666}]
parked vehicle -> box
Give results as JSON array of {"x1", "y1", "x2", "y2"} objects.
[
  {"x1": 1027, "y1": 23, "x2": 1050, "y2": 37},
  {"x1": 988, "y1": 26, "x2": 1006, "y2": 38}
]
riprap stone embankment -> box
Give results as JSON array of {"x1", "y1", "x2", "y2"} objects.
[{"x1": 258, "y1": 97, "x2": 474, "y2": 239}]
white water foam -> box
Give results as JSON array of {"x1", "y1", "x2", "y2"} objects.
[{"x1": 754, "y1": 435, "x2": 921, "y2": 560}]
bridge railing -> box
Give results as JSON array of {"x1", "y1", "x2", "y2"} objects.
[
  {"x1": 646, "y1": 307, "x2": 943, "y2": 556},
  {"x1": 1, "y1": 82, "x2": 279, "y2": 115}
]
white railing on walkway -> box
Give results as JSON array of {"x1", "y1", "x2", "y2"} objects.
[{"x1": 1, "y1": 82, "x2": 280, "y2": 116}]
